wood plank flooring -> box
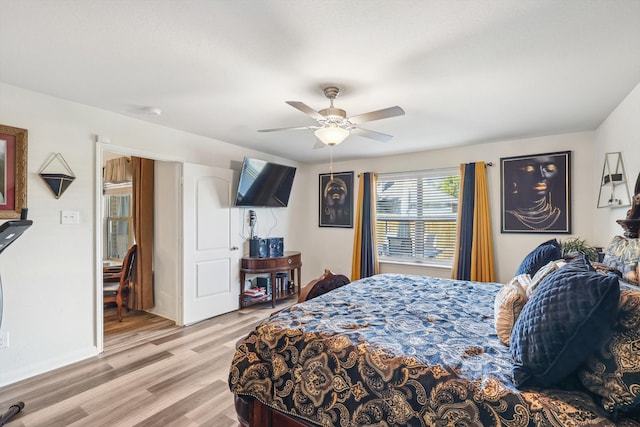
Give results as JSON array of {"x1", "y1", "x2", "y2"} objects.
[{"x1": 0, "y1": 301, "x2": 294, "y2": 426}]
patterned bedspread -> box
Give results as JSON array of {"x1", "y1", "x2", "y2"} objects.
[{"x1": 229, "y1": 274, "x2": 639, "y2": 426}]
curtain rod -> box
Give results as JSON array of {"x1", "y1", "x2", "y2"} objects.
[{"x1": 358, "y1": 161, "x2": 493, "y2": 177}]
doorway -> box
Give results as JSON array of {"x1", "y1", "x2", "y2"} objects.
[
  {"x1": 96, "y1": 144, "x2": 182, "y2": 353},
  {"x1": 101, "y1": 153, "x2": 176, "y2": 349},
  {"x1": 95, "y1": 144, "x2": 241, "y2": 352}
]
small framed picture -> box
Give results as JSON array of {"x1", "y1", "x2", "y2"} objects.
[
  {"x1": 500, "y1": 151, "x2": 571, "y2": 233},
  {"x1": 319, "y1": 171, "x2": 353, "y2": 228}
]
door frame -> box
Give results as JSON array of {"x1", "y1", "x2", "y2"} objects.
[{"x1": 94, "y1": 142, "x2": 184, "y2": 353}]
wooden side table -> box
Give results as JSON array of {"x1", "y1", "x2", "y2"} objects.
[{"x1": 239, "y1": 251, "x2": 302, "y2": 308}]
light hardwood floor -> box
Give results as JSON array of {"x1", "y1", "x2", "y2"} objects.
[{"x1": 0, "y1": 301, "x2": 294, "y2": 427}]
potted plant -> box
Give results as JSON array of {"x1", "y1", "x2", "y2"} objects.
[{"x1": 560, "y1": 237, "x2": 599, "y2": 262}]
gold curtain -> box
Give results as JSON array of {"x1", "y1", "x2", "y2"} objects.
[
  {"x1": 471, "y1": 162, "x2": 495, "y2": 281},
  {"x1": 452, "y1": 162, "x2": 495, "y2": 282},
  {"x1": 351, "y1": 172, "x2": 379, "y2": 280},
  {"x1": 131, "y1": 157, "x2": 155, "y2": 309}
]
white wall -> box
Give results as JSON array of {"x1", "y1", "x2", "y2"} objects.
[
  {"x1": 301, "y1": 131, "x2": 597, "y2": 284},
  {"x1": 0, "y1": 83, "x2": 303, "y2": 386},
  {"x1": 594, "y1": 81, "x2": 640, "y2": 244}
]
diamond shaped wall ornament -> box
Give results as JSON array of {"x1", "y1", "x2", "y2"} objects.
[{"x1": 38, "y1": 153, "x2": 76, "y2": 199}]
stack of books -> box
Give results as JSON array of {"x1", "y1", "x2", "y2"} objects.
[{"x1": 244, "y1": 287, "x2": 268, "y2": 302}]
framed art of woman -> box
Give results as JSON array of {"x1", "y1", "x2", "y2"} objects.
[
  {"x1": 319, "y1": 171, "x2": 353, "y2": 228},
  {"x1": 501, "y1": 151, "x2": 571, "y2": 233}
]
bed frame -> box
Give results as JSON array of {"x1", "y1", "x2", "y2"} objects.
[{"x1": 235, "y1": 396, "x2": 315, "y2": 427}]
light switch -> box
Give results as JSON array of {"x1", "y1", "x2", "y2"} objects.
[{"x1": 61, "y1": 210, "x2": 80, "y2": 224}]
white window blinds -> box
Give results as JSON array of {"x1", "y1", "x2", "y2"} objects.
[{"x1": 376, "y1": 168, "x2": 460, "y2": 265}]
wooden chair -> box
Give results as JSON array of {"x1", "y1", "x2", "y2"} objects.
[{"x1": 103, "y1": 244, "x2": 137, "y2": 322}]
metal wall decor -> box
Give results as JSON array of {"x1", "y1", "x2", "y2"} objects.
[
  {"x1": 597, "y1": 152, "x2": 631, "y2": 208},
  {"x1": 39, "y1": 153, "x2": 76, "y2": 199}
]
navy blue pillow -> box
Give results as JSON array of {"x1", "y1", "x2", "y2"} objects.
[
  {"x1": 515, "y1": 239, "x2": 561, "y2": 276},
  {"x1": 562, "y1": 251, "x2": 595, "y2": 272},
  {"x1": 510, "y1": 255, "x2": 620, "y2": 388}
]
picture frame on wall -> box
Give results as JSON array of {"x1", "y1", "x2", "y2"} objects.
[
  {"x1": 0, "y1": 124, "x2": 28, "y2": 219},
  {"x1": 500, "y1": 150, "x2": 571, "y2": 234},
  {"x1": 319, "y1": 171, "x2": 354, "y2": 228}
]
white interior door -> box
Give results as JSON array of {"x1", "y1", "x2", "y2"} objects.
[{"x1": 182, "y1": 163, "x2": 239, "y2": 325}]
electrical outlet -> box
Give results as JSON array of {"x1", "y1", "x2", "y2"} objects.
[
  {"x1": 0, "y1": 332, "x2": 9, "y2": 349},
  {"x1": 61, "y1": 210, "x2": 80, "y2": 224}
]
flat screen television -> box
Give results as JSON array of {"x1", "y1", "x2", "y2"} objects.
[{"x1": 234, "y1": 157, "x2": 296, "y2": 207}]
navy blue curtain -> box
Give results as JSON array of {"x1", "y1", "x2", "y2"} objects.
[
  {"x1": 352, "y1": 172, "x2": 379, "y2": 280},
  {"x1": 455, "y1": 163, "x2": 476, "y2": 280}
]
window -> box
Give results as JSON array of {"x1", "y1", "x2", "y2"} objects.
[
  {"x1": 376, "y1": 168, "x2": 460, "y2": 265},
  {"x1": 104, "y1": 184, "x2": 133, "y2": 261}
]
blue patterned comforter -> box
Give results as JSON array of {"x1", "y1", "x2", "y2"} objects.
[{"x1": 229, "y1": 274, "x2": 638, "y2": 426}]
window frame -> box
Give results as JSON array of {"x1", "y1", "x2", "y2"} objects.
[
  {"x1": 375, "y1": 167, "x2": 460, "y2": 267},
  {"x1": 103, "y1": 184, "x2": 133, "y2": 262}
]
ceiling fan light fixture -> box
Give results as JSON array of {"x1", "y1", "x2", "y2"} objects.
[{"x1": 314, "y1": 125, "x2": 350, "y2": 146}]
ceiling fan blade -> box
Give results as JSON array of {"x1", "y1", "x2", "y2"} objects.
[
  {"x1": 258, "y1": 125, "x2": 317, "y2": 133},
  {"x1": 348, "y1": 106, "x2": 405, "y2": 124},
  {"x1": 285, "y1": 101, "x2": 325, "y2": 121},
  {"x1": 313, "y1": 139, "x2": 326, "y2": 149},
  {"x1": 351, "y1": 127, "x2": 394, "y2": 142}
]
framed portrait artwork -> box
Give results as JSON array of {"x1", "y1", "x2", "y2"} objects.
[
  {"x1": 500, "y1": 151, "x2": 571, "y2": 234},
  {"x1": 0, "y1": 124, "x2": 28, "y2": 219},
  {"x1": 319, "y1": 171, "x2": 353, "y2": 228}
]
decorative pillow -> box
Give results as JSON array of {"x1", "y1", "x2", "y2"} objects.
[
  {"x1": 526, "y1": 259, "x2": 567, "y2": 297},
  {"x1": 602, "y1": 235, "x2": 640, "y2": 285},
  {"x1": 494, "y1": 275, "x2": 529, "y2": 346},
  {"x1": 515, "y1": 238, "x2": 562, "y2": 276},
  {"x1": 510, "y1": 255, "x2": 620, "y2": 388},
  {"x1": 579, "y1": 290, "x2": 640, "y2": 419},
  {"x1": 298, "y1": 269, "x2": 350, "y2": 303}
]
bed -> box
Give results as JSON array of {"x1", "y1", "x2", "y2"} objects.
[{"x1": 230, "y1": 253, "x2": 640, "y2": 426}]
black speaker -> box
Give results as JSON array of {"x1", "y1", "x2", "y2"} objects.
[
  {"x1": 249, "y1": 238, "x2": 268, "y2": 258},
  {"x1": 268, "y1": 237, "x2": 284, "y2": 258}
]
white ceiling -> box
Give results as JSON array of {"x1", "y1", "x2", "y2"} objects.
[{"x1": 1, "y1": 0, "x2": 639, "y2": 164}]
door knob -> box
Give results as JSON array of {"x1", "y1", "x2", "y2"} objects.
[{"x1": 230, "y1": 246, "x2": 239, "y2": 251}]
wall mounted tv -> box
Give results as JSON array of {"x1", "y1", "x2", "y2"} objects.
[{"x1": 234, "y1": 157, "x2": 296, "y2": 207}]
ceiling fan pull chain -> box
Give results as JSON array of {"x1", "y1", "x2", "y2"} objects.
[{"x1": 329, "y1": 146, "x2": 334, "y2": 179}]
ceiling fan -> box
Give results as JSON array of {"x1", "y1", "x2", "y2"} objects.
[{"x1": 258, "y1": 86, "x2": 405, "y2": 148}]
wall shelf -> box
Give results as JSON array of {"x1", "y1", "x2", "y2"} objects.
[{"x1": 597, "y1": 152, "x2": 631, "y2": 208}]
